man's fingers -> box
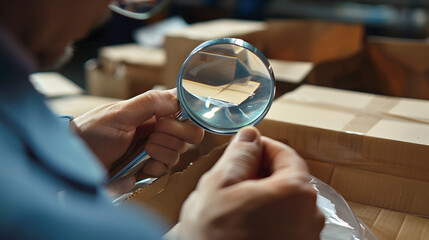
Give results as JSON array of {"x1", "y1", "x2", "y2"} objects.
[
  {"x1": 119, "y1": 89, "x2": 180, "y2": 126},
  {"x1": 261, "y1": 136, "x2": 309, "y2": 176},
  {"x1": 147, "y1": 132, "x2": 188, "y2": 154},
  {"x1": 152, "y1": 117, "x2": 205, "y2": 145},
  {"x1": 205, "y1": 127, "x2": 262, "y2": 188}
]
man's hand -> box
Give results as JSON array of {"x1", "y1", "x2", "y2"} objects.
[
  {"x1": 177, "y1": 127, "x2": 325, "y2": 240},
  {"x1": 72, "y1": 89, "x2": 205, "y2": 178}
]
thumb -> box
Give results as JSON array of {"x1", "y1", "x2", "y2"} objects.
[
  {"x1": 212, "y1": 127, "x2": 263, "y2": 188},
  {"x1": 120, "y1": 89, "x2": 180, "y2": 126}
]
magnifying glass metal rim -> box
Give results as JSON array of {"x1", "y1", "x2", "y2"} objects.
[
  {"x1": 177, "y1": 38, "x2": 276, "y2": 135},
  {"x1": 109, "y1": 0, "x2": 172, "y2": 20}
]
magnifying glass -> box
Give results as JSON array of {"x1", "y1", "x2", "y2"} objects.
[
  {"x1": 109, "y1": 38, "x2": 275, "y2": 182},
  {"x1": 109, "y1": 0, "x2": 172, "y2": 20},
  {"x1": 177, "y1": 38, "x2": 275, "y2": 134}
]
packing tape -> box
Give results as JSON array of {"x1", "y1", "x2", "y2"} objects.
[
  {"x1": 341, "y1": 96, "x2": 400, "y2": 135},
  {"x1": 280, "y1": 94, "x2": 427, "y2": 136}
]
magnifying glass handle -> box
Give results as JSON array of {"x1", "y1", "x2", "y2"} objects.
[{"x1": 108, "y1": 151, "x2": 151, "y2": 183}]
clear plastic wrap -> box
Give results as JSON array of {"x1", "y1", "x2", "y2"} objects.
[{"x1": 311, "y1": 177, "x2": 378, "y2": 240}]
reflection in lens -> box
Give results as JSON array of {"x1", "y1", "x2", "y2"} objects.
[{"x1": 178, "y1": 39, "x2": 275, "y2": 134}]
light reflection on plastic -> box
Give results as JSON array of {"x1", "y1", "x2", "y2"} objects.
[
  {"x1": 205, "y1": 97, "x2": 211, "y2": 108},
  {"x1": 203, "y1": 107, "x2": 220, "y2": 119}
]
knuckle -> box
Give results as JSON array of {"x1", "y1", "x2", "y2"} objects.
[{"x1": 142, "y1": 90, "x2": 159, "y2": 105}]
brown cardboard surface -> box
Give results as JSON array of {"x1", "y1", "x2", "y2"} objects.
[
  {"x1": 397, "y1": 215, "x2": 429, "y2": 240},
  {"x1": 330, "y1": 166, "x2": 429, "y2": 216},
  {"x1": 263, "y1": 19, "x2": 369, "y2": 93},
  {"x1": 305, "y1": 159, "x2": 334, "y2": 184},
  {"x1": 265, "y1": 20, "x2": 363, "y2": 64},
  {"x1": 349, "y1": 202, "x2": 429, "y2": 240},
  {"x1": 307, "y1": 155, "x2": 429, "y2": 217}
]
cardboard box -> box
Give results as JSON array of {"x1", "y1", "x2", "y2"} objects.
[
  {"x1": 264, "y1": 19, "x2": 370, "y2": 95},
  {"x1": 127, "y1": 85, "x2": 429, "y2": 240},
  {"x1": 86, "y1": 59, "x2": 129, "y2": 99},
  {"x1": 364, "y1": 37, "x2": 429, "y2": 100},
  {"x1": 86, "y1": 44, "x2": 166, "y2": 99},
  {"x1": 30, "y1": 72, "x2": 84, "y2": 98},
  {"x1": 265, "y1": 20, "x2": 363, "y2": 64},
  {"x1": 162, "y1": 19, "x2": 267, "y2": 89}
]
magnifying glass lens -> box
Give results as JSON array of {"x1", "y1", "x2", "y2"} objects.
[{"x1": 178, "y1": 39, "x2": 275, "y2": 134}]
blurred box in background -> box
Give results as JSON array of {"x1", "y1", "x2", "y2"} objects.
[
  {"x1": 86, "y1": 44, "x2": 165, "y2": 99},
  {"x1": 264, "y1": 19, "x2": 369, "y2": 96},
  {"x1": 269, "y1": 59, "x2": 314, "y2": 98},
  {"x1": 29, "y1": 72, "x2": 120, "y2": 117},
  {"x1": 47, "y1": 95, "x2": 120, "y2": 117},
  {"x1": 30, "y1": 72, "x2": 84, "y2": 98},
  {"x1": 85, "y1": 18, "x2": 429, "y2": 102},
  {"x1": 364, "y1": 37, "x2": 429, "y2": 100}
]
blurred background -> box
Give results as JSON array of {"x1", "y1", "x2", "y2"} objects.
[{"x1": 33, "y1": 0, "x2": 428, "y2": 117}]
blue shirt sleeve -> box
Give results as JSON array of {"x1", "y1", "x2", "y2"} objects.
[{"x1": 0, "y1": 121, "x2": 167, "y2": 240}]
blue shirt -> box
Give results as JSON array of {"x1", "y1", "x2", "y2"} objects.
[{"x1": 0, "y1": 24, "x2": 165, "y2": 239}]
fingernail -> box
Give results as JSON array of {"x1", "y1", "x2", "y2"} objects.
[{"x1": 237, "y1": 127, "x2": 258, "y2": 142}]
